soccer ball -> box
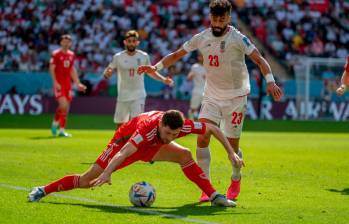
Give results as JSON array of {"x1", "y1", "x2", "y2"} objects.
[{"x1": 129, "y1": 181, "x2": 156, "y2": 207}]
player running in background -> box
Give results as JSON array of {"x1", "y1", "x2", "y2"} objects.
[
  {"x1": 103, "y1": 30, "x2": 173, "y2": 129},
  {"x1": 336, "y1": 55, "x2": 349, "y2": 96},
  {"x1": 187, "y1": 52, "x2": 206, "y2": 120},
  {"x1": 50, "y1": 34, "x2": 86, "y2": 137},
  {"x1": 138, "y1": 0, "x2": 283, "y2": 202},
  {"x1": 28, "y1": 110, "x2": 244, "y2": 207}
]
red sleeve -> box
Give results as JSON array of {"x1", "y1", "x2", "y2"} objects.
[
  {"x1": 178, "y1": 119, "x2": 206, "y2": 138},
  {"x1": 127, "y1": 121, "x2": 153, "y2": 149},
  {"x1": 345, "y1": 56, "x2": 349, "y2": 73}
]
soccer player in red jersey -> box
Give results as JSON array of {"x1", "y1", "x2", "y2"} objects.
[
  {"x1": 336, "y1": 55, "x2": 349, "y2": 96},
  {"x1": 49, "y1": 34, "x2": 86, "y2": 137},
  {"x1": 28, "y1": 110, "x2": 244, "y2": 207}
]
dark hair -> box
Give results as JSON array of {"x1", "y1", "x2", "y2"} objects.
[
  {"x1": 60, "y1": 34, "x2": 72, "y2": 42},
  {"x1": 162, "y1": 110, "x2": 185, "y2": 130},
  {"x1": 125, "y1": 30, "x2": 139, "y2": 40},
  {"x1": 209, "y1": 0, "x2": 232, "y2": 16}
]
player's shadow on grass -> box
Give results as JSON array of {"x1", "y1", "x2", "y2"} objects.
[
  {"x1": 327, "y1": 188, "x2": 349, "y2": 195},
  {"x1": 29, "y1": 136, "x2": 59, "y2": 140},
  {"x1": 43, "y1": 201, "x2": 255, "y2": 217}
]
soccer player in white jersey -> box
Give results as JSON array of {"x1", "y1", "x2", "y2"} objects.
[
  {"x1": 187, "y1": 52, "x2": 206, "y2": 120},
  {"x1": 138, "y1": 0, "x2": 283, "y2": 202},
  {"x1": 104, "y1": 30, "x2": 173, "y2": 129}
]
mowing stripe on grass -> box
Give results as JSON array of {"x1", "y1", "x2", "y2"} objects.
[{"x1": 0, "y1": 183, "x2": 220, "y2": 224}]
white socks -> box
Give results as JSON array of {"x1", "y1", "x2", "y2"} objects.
[
  {"x1": 232, "y1": 148, "x2": 243, "y2": 181},
  {"x1": 196, "y1": 147, "x2": 211, "y2": 180}
]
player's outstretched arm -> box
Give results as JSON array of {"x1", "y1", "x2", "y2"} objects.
[
  {"x1": 146, "y1": 71, "x2": 174, "y2": 86},
  {"x1": 90, "y1": 143, "x2": 138, "y2": 187},
  {"x1": 204, "y1": 123, "x2": 244, "y2": 168},
  {"x1": 248, "y1": 49, "x2": 283, "y2": 101},
  {"x1": 137, "y1": 47, "x2": 188, "y2": 75}
]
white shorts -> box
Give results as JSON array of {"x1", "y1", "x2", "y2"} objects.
[
  {"x1": 199, "y1": 96, "x2": 247, "y2": 138},
  {"x1": 114, "y1": 98, "x2": 145, "y2": 123},
  {"x1": 190, "y1": 93, "x2": 203, "y2": 109}
]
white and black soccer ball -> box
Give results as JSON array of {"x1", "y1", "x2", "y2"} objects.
[{"x1": 129, "y1": 181, "x2": 156, "y2": 207}]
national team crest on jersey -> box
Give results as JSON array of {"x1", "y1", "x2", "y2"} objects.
[{"x1": 220, "y1": 41, "x2": 226, "y2": 53}]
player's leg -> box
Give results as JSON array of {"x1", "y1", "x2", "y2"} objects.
[
  {"x1": 189, "y1": 93, "x2": 202, "y2": 120},
  {"x1": 28, "y1": 163, "x2": 104, "y2": 202},
  {"x1": 151, "y1": 142, "x2": 235, "y2": 207},
  {"x1": 129, "y1": 98, "x2": 145, "y2": 119},
  {"x1": 221, "y1": 96, "x2": 247, "y2": 200},
  {"x1": 113, "y1": 101, "x2": 129, "y2": 130},
  {"x1": 55, "y1": 96, "x2": 71, "y2": 137},
  {"x1": 196, "y1": 97, "x2": 222, "y2": 201}
]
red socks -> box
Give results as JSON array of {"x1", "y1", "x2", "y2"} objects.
[
  {"x1": 44, "y1": 175, "x2": 80, "y2": 194},
  {"x1": 54, "y1": 108, "x2": 67, "y2": 129},
  {"x1": 181, "y1": 160, "x2": 216, "y2": 198}
]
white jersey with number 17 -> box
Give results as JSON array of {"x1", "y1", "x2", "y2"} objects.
[
  {"x1": 109, "y1": 50, "x2": 150, "y2": 102},
  {"x1": 183, "y1": 25, "x2": 255, "y2": 100}
]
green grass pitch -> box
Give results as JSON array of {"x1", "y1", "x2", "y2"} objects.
[{"x1": 0, "y1": 114, "x2": 348, "y2": 224}]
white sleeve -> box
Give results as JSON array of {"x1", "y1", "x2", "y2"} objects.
[
  {"x1": 108, "y1": 55, "x2": 118, "y2": 69},
  {"x1": 237, "y1": 33, "x2": 255, "y2": 55},
  {"x1": 183, "y1": 33, "x2": 201, "y2": 52}
]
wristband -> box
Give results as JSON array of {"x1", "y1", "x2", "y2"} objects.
[{"x1": 265, "y1": 73, "x2": 275, "y2": 83}]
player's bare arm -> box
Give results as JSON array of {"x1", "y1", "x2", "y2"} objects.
[
  {"x1": 137, "y1": 48, "x2": 188, "y2": 74},
  {"x1": 71, "y1": 66, "x2": 87, "y2": 92},
  {"x1": 146, "y1": 71, "x2": 174, "y2": 86},
  {"x1": 103, "y1": 66, "x2": 114, "y2": 79},
  {"x1": 249, "y1": 49, "x2": 283, "y2": 101},
  {"x1": 49, "y1": 62, "x2": 61, "y2": 91},
  {"x1": 336, "y1": 70, "x2": 349, "y2": 96},
  {"x1": 204, "y1": 123, "x2": 244, "y2": 168},
  {"x1": 91, "y1": 142, "x2": 138, "y2": 187},
  {"x1": 187, "y1": 71, "x2": 194, "y2": 81}
]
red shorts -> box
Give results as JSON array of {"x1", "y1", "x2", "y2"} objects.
[
  {"x1": 54, "y1": 87, "x2": 73, "y2": 102},
  {"x1": 95, "y1": 133, "x2": 161, "y2": 170}
]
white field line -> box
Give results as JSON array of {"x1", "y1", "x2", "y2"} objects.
[{"x1": 0, "y1": 183, "x2": 220, "y2": 224}]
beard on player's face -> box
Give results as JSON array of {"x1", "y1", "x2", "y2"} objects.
[
  {"x1": 211, "y1": 25, "x2": 228, "y2": 37},
  {"x1": 126, "y1": 45, "x2": 136, "y2": 52}
]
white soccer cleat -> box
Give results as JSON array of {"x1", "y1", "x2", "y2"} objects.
[
  {"x1": 210, "y1": 193, "x2": 236, "y2": 207},
  {"x1": 28, "y1": 186, "x2": 46, "y2": 202}
]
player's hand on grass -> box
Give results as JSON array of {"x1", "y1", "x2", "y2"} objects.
[
  {"x1": 103, "y1": 67, "x2": 113, "y2": 79},
  {"x1": 137, "y1": 65, "x2": 156, "y2": 74},
  {"x1": 336, "y1": 85, "x2": 346, "y2": 96},
  {"x1": 267, "y1": 82, "x2": 283, "y2": 101},
  {"x1": 77, "y1": 83, "x2": 87, "y2": 92},
  {"x1": 228, "y1": 152, "x2": 244, "y2": 168},
  {"x1": 90, "y1": 172, "x2": 112, "y2": 187},
  {"x1": 164, "y1": 77, "x2": 174, "y2": 86}
]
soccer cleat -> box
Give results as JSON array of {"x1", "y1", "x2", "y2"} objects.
[
  {"x1": 28, "y1": 187, "x2": 46, "y2": 202},
  {"x1": 58, "y1": 131, "x2": 72, "y2": 137},
  {"x1": 199, "y1": 192, "x2": 210, "y2": 202},
  {"x1": 51, "y1": 122, "x2": 58, "y2": 136},
  {"x1": 211, "y1": 194, "x2": 236, "y2": 207},
  {"x1": 227, "y1": 178, "x2": 241, "y2": 200}
]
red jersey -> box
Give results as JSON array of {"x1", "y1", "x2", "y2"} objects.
[
  {"x1": 345, "y1": 56, "x2": 349, "y2": 73},
  {"x1": 96, "y1": 111, "x2": 207, "y2": 169},
  {"x1": 50, "y1": 49, "x2": 75, "y2": 89}
]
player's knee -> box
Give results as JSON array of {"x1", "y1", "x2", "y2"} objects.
[{"x1": 179, "y1": 149, "x2": 193, "y2": 162}]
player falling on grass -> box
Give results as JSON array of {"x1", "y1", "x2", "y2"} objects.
[
  {"x1": 50, "y1": 34, "x2": 86, "y2": 137},
  {"x1": 336, "y1": 55, "x2": 349, "y2": 96},
  {"x1": 103, "y1": 30, "x2": 173, "y2": 129},
  {"x1": 138, "y1": 0, "x2": 283, "y2": 202},
  {"x1": 187, "y1": 52, "x2": 206, "y2": 120},
  {"x1": 28, "y1": 110, "x2": 244, "y2": 207}
]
